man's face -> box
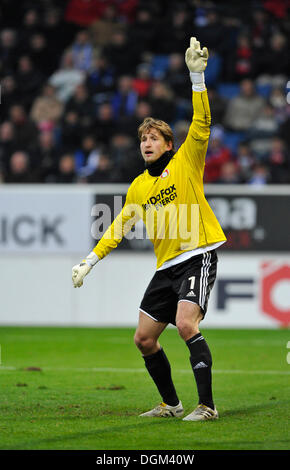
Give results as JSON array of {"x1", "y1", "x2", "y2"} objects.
[{"x1": 140, "y1": 127, "x2": 172, "y2": 164}]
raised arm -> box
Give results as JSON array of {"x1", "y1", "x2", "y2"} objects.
[{"x1": 177, "y1": 37, "x2": 211, "y2": 174}]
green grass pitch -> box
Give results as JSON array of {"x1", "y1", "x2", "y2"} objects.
[{"x1": 0, "y1": 326, "x2": 289, "y2": 450}]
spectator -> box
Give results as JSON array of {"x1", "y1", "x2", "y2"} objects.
[
  {"x1": 49, "y1": 50, "x2": 85, "y2": 102},
  {"x1": 235, "y1": 141, "x2": 256, "y2": 182},
  {"x1": 149, "y1": 81, "x2": 176, "y2": 123},
  {"x1": 266, "y1": 136, "x2": 290, "y2": 183},
  {"x1": 250, "y1": 7, "x2": 271, "y2": 51},
  {"x1": 207, "y1": 87, "x2": 227, "y2": 126},
  {"x1": 204, "y1": 125, "x2": 232, "y2": 183},
  {"x1": 194, "y1": 7, "x2": 227, "y2": 55},
  {"x1": 74, "y1": 134, "x2": 102, "y2": 178},
  {"x1": 263, "y1": 0, "x2": 290, "y2": 19},
  {"x1": 65, "y1": 83, "x2": 96, "y2": 132},
  {"x1": 247, "y1": 102, "x2": 279, "y2": 158},
  {"x1": 0, "y1": 75, "x2": 21, "y2": 121},
  {"x1": 116, "y1": 100, "x2": 153, "y2": 139},
  {"x1": 216, "y1": 160, "x2": 241, "y2": 184},
  {"x1": 15, "y1": 55, "x2": 44, "y2": 110},
  {"x1": 60, "y1": 110, "x2": 83, "y2": 152},
  {"x1": 94, "y1": 102, "x2": 117, "y2": 145},
  {"x1": 109, "y1": 133, "x2": 135, "y2": 167},
  {"x1": 70, "y1": 29, "x2": 94, "y2": 72},
  {"x1": 128, "y1": 7, "x2": 156, "y2": 58},
  {"x1": 269, "y1": 86, "x2": 290, "y2": 124},
  {"x1": 225, "y1": 33, "x2": 255, "y2": 82},
  {"x1": 111, "y1": 75, "x2": 138, "y2": 119},
  {"x1": 30, "y1": 130, "x2": 60, "y2": 182},
  {"x1": 132, "y1": 63, "x2": 153, "y2": 99},
  {"x1": 134, "y1": 100, "x2": 152, "y2": 127},
  {"x1": 30, "y1": 83, "x2": 64, "y2": 128},
  {"x1": 65, "y1": 0, "x2": 105, "y2": 27},
  {"x1": 0, "y1": 29, "x2": 19, "y2": 73},
  {"x1": 28, "y1": 32, "x2": 58, "y2": 76},
  {"x1": 278, "y1": 113, "x2": 290, "y2": 150},
  {"x1": 18, "y1": 8, "x2": 40, "y2": 51},
  {"x1": 54, "y1": 153, "x2": 77, "y2": 183},
  {"x1": 88, "y1": 152, "x2": 113, "y2": 183},
  {"x1": 166, "y1": 52, "x2": 189, "y2": 100},
  {"x1": 256, "y1": 32, "x2": 289, "y2": 77},
  {"x1": 90, "y1": 4, "x2": 121, "y2": 48},
  {"x1": 86, "y1": 54, "x2": 115, "y2": 99},
  {"x1": 8, "y1": 104, "x2": 38, "y2": 149},
  {"x1": 103, "y1": 29, "x2": 138, "y2": 75},
  {"x1": 247, "y1": 163, "x2": 269, "y2": 185},
  {"x1": 154, "y1": 7, "x2": 191, "y2": 54},
  {"x1": 109, "y1": 133, "x2": 143, "y2": 182},
  {"x1": 43, "y1": 7, "x2": 72, "y2": 57},
  {"x1": 0, "y1": 121, "x2": 16, "y2": 174},
  {"x1": 4, "y1": 151, "x2": 36, "y2": 183},
  {"x1": 223, "y1": 78, "x2": 265, "y2": 132},
  {"x1": 173, "y1": 120, "x2": 190, "y2": 150},
  {"x1": 220, "y1": 15, "x2": 241, "y2": 60},
  {"x1": 115, "y1": 0, "x2": 138, "y2": 23}
]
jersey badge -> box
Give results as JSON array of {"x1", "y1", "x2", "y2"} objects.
[{"x1": 160, "y1": 169, "x2": 170, "y2": 179}]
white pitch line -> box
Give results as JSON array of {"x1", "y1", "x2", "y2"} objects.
[{"x1": 0, "y1": 366, "x2": 289, "y2": 375}]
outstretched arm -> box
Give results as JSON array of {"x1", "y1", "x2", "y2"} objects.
[
  {"x1": 177, "y1": 37, "x2": 211, "y2": 174},
  {"x1": 72, "y1": 184, "x2": 140, "y2": 288}
]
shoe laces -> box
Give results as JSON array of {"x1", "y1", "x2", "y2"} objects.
[
  {"x1": 196, "y1": 404, "x2": 214, "y2": 417},
  {"x1": 156, "y1": 403, "x2": 173, "y2": 416}
]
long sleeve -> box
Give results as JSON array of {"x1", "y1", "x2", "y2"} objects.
[
  {"x1": 92, "y1": 184, "x2": 141, "y2": 261},
  {"x1": 177, "y1": 90, "x2": 211, "y2": 178}
]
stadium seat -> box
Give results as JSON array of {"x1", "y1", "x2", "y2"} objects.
[
  {"x1": 217, "y1": 83, "x2": 240, "y2": 100},
  {"x1": 151, "y1": 55, "x2": 170, "y2": 79},
  {"x1": 205, "y1": 53, "x2": 222, "y2": 86},
  {"x1": 256, "y1": 83, "x2": 272, "y2": 98},
  {"x1": 223, "y1": 131, "x2": 246, "y2": 153}
]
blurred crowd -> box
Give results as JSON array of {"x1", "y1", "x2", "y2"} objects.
[{"x1": 1, "y1": 0, "x2": 290, "y2": 185}]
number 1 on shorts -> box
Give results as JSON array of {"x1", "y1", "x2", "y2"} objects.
[{"x1": 188, "y1": 276, "x2": 195, "y2": 290}]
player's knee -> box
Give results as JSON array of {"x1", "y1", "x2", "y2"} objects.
[
  {"x1": 176, "y1": 318, "x2": 199, "y2": 340},
  {"x1": 134, "y1": 332, "x2": 156, "y2": 354},
  {"x1": 176, "y1": 302, "x2": 202, "y2": 340}
]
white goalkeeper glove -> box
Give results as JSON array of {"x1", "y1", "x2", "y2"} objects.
[
  {"x1": 185, "y1": 37, "x2": 209, "y2": 92},
  {"x1": 72, "y1": 251, "x2": 99, "y2": 288}
]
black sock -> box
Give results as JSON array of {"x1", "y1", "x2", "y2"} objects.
[
  {"x1": 143, "y1": 348, "x2": 179, "y2": 407},
  {"x1": 186, "y1": 332, "x2": 214, "y2": 410}
]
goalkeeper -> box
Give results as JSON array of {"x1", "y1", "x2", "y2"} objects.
[{"x1": 72, "y1": 38, "x2": 226, "y2": 421}]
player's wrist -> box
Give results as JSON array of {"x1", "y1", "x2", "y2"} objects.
[
  {"x1": 85, "y1": 251, "x2": 99, "y2": 267},
  {"x1": 190, "y1": 72, "x2": 206, "y2": 92}
]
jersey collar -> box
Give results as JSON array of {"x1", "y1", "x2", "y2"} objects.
[{"x1": 145, "y1": 150, "x2": 174, "y2": 177}]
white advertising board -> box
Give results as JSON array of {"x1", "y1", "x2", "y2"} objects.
[
  {"x1": 0, "y1": 252, "x2": 289, "y2": 328},
  {"x1": 0, "y1": 187, "x2": 93, "y2": 253},
  {"x1": 0, "y1": 185, "x2": 289, "y2": 328},
  {"x1": 205, "y1": 253, "x2": 290, "y2": 328}
]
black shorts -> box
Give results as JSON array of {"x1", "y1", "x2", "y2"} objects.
[{"x1": 139, "y1": 250, "x2": 218, "y2": 325}]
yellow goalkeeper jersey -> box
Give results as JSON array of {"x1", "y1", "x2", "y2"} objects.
[{"x1": 93, "y1": 89, "x2": 226, "y2": 269}]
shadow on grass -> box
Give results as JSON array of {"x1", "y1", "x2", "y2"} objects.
[
  {"x1": 220, "y1": 400, "x2": 289, "y2": 418},
  {"x1": 3, "y1": 419, "x2": 181, "y2": 450},
  {"x1": 3, "y1": 400, "x2": 289, "y2": 450}
]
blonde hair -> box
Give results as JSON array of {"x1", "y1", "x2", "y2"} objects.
[{"x1": 138, "y1": 117, "x2": 175, "y2": 151}]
